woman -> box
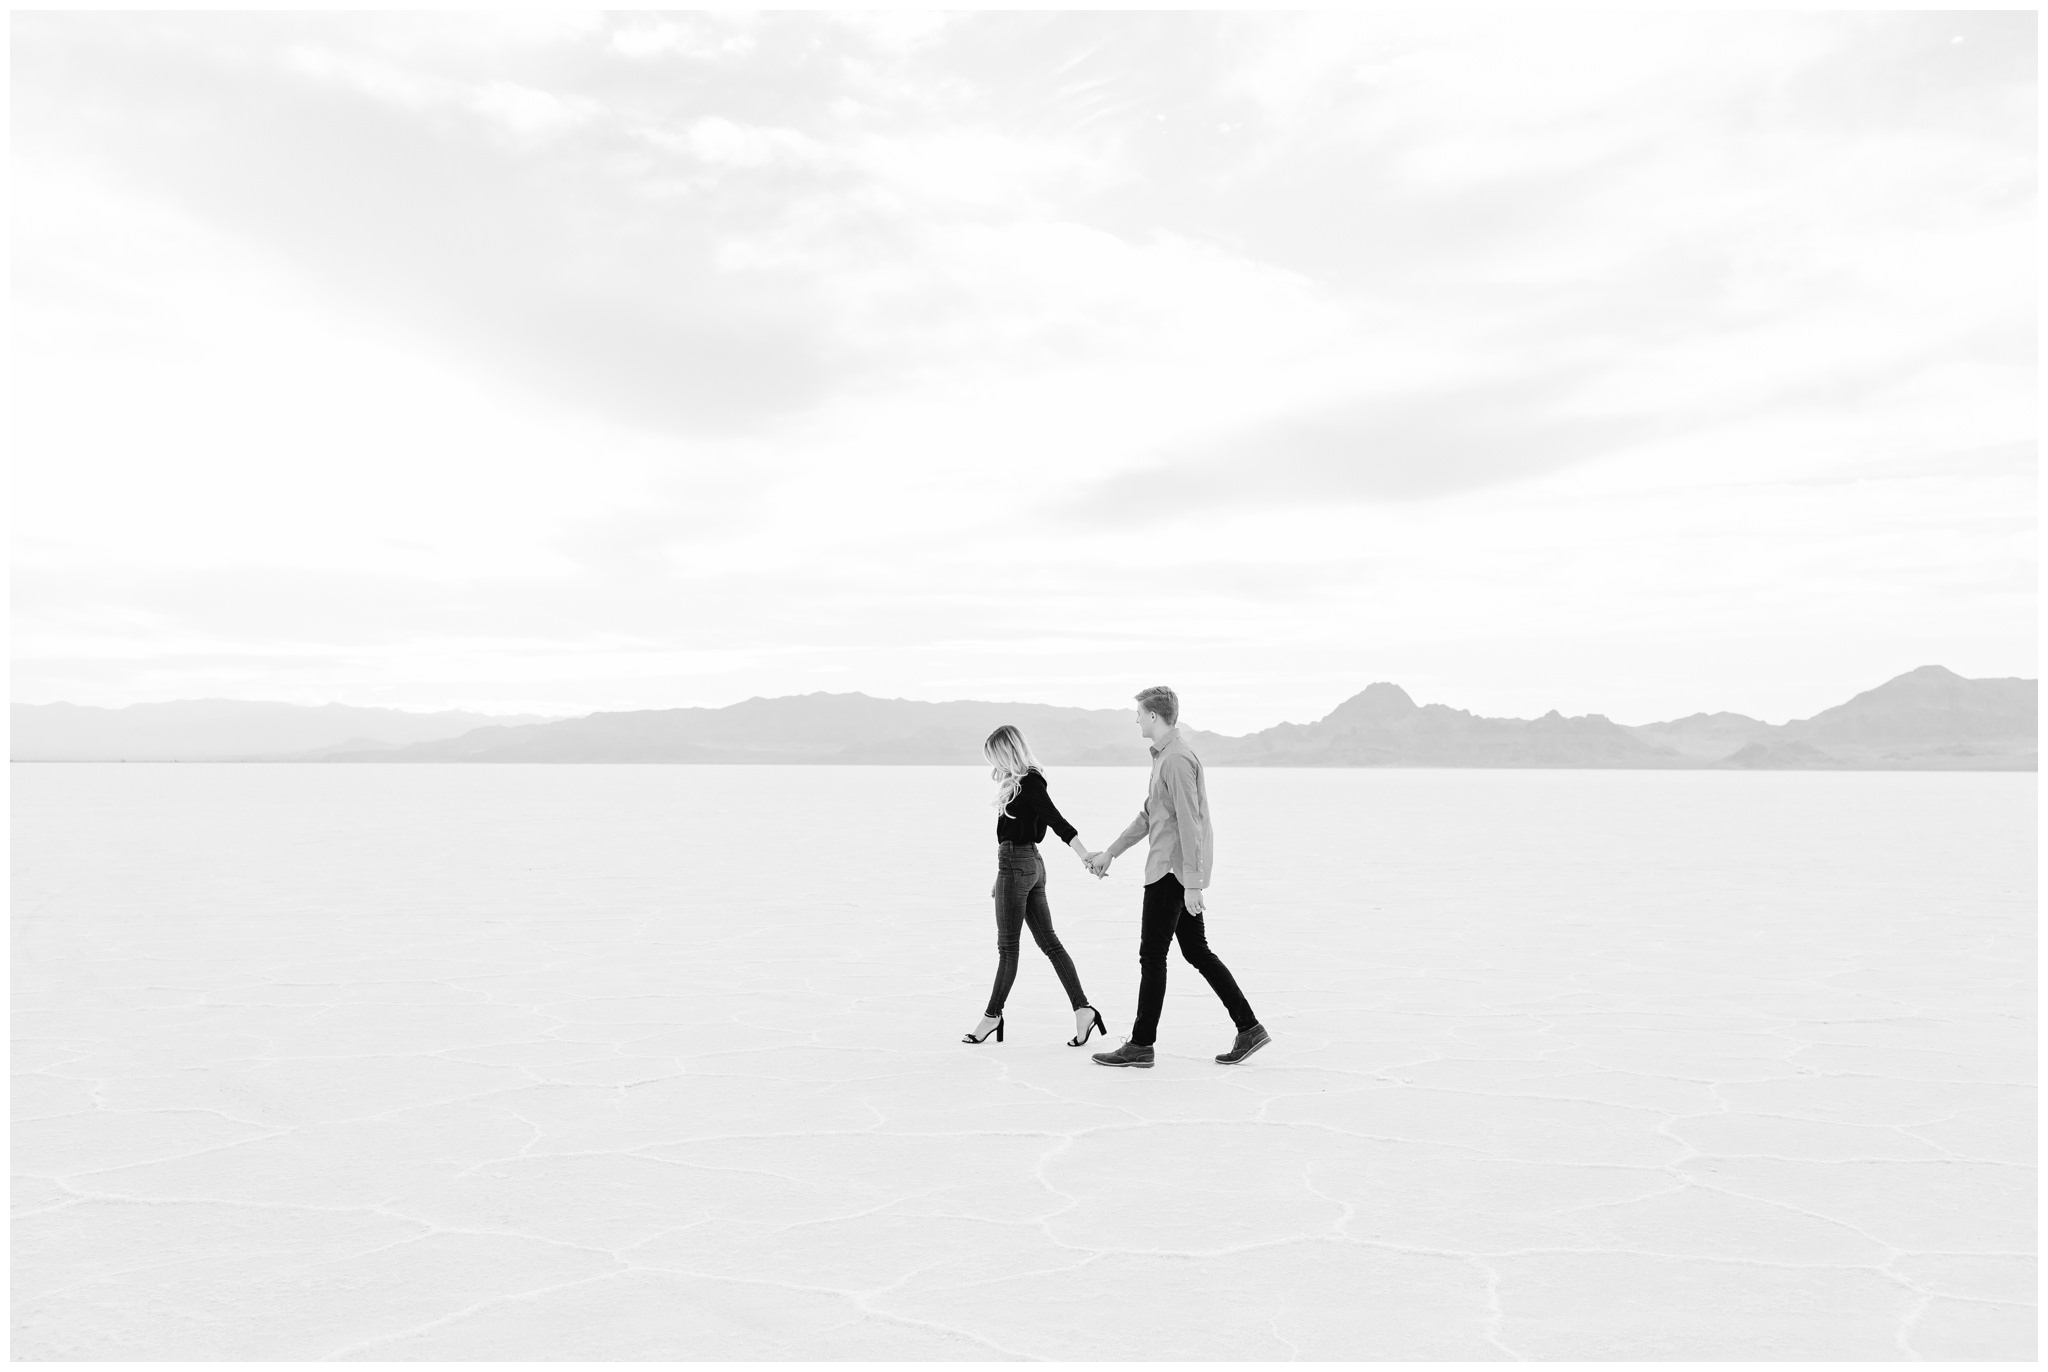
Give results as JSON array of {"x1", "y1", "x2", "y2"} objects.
[{"x1": 963, "y1": 725, "x2": 1109, "y2": 1048}]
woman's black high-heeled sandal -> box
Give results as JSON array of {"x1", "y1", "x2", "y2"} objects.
[
  {"x1": 963, "y1": 1015, "x2": 1004, "y2": 1044},
  {"x1": 1067, "y1": 1006, "x2": 1107, "y2": 1047}
]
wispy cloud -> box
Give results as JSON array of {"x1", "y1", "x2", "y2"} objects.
[
  {"x1": 10, "y1": 12, "x2": 2034, "y2": 731},
  {"x1": 1065, "y1": 367, "x2": 1652, "y2": 518}
]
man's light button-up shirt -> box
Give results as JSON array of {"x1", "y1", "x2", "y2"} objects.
[{"x1": 1106, "y1": 726, "x2": 1214, "y2": 890}]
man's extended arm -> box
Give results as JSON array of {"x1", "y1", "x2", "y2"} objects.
[{"x1": 1104, "y1": 802, "x2": 1149, "y2": 859}]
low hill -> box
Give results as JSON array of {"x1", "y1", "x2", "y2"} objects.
[
  {"x1": 10, "y1": 700, "x2": 559, "y2": 761},
  {"x1": 322, "y1": 693, "x2": 1140, "y2": 765},
  {"x1": 1626, "y1": 711, "x2": 1780, "y2": 762}
]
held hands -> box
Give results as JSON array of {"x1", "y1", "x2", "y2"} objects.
[{"x1": 1070, "y1": 837, "x2": 1109, "y2": 879}]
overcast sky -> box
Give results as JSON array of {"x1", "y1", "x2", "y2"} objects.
[{"x1": 12, "y1": 11, "x2": 2035, "y2": 734}]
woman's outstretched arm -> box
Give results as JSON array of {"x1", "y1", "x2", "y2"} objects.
[{"x1": 1029, "y1": 773, "x2": 1092, "y2": 862}]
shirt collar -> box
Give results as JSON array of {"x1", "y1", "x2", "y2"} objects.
[{"x1": 1148, "y1": 725, "x2": 1180, "y2": 759}]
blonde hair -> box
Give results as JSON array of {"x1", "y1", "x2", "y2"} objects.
[{"x1": 984, "y1": 725, "x2": 1044, "y2": 817}]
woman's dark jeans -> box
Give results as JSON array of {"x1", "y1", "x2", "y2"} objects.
[{"x1": 985, "y1": 841, "x2": 1088, "y2": 1017}]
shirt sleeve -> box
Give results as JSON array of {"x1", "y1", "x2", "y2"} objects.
[
  {"x1": 1107, "y1": 799, "x2": 1149, "y2": 857},
  {"x1": 1162, "y1": 754, "x2": 1209, "y2": 889},
  {"x1": 1028, "y1": 773, "x2": 1079, "y2": 845}
]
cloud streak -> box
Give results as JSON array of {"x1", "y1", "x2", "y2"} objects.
[
  {"x1": 1062, "y1": 368, "x2": 1651, "y2": 520},
  {"x1": 9, "y1": 11, "x2": 2035, "y2": 731}
]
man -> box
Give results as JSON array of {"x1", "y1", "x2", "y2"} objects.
[{"x1": 1086, "y1": 685, "x2": 1270, "y2": 1068}]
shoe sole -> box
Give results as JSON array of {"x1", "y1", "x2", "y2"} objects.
[
  {"x1": 1093, "y1": 1058, "x2": 1155, "y2": 1068},
  {"x1": 1216, "y1": 1036, "x2": 1271, "y2": 1065}
]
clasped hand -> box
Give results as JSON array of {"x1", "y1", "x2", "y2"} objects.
[{"x1": 1083, "y1": 850, "x2": 1111, "y2": 878}]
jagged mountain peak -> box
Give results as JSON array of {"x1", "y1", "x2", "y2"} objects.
[{"x1": 1323, "y1": 682, "x2": 1420, "y2": 725}]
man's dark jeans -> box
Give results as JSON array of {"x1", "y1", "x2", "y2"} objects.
[
  {"x1": 985, "y1": 842, "x2": 1088, "y2": 1017},
  {"x1": 1131, "y1": 873, "x2": 1256, "y2": 1046}
]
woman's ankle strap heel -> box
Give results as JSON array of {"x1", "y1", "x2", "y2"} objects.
[{"x1": 1068, "y1": 1006, "x2": 1107, "y2": 1047}]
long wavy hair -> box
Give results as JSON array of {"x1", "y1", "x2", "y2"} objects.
[{"x1": 984, "y1": 725, "x2": 1044, "y2": 818}]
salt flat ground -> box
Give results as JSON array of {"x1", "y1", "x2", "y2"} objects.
[{"x1": 10, "y1": 763, "x2": 2035, "y2": 1361}]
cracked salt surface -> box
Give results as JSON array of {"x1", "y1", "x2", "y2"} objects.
[{"x1": 12, "y1": 763, "x2": 2036, "y2": 1360}]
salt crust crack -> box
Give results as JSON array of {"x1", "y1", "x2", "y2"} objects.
[{"x1": 17, "y1": 838, "x2": 2032, "y2": 1360}]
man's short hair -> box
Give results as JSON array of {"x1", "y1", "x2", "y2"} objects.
[{"x1": 1134, "y1": 685, "x2": 1179, "y2": 726}]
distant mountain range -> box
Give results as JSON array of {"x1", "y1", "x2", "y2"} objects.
[
  {"x1": 1200, "y1": 667, "x2": 2034, "y2": 770},
  {"x1": 9, "y1": 700, "x2": 560, "y2": 762},
  {"x1": 12, "y1": 666, "x2": 2033, "y2": 769}
]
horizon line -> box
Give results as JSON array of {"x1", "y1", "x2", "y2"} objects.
[{"x1": 12, "y1": 663, "x2": 2036, "y2": 735}]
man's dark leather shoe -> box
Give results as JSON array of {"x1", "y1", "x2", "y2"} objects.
[
  {"x1": 1091, "y1": 1040, "x2": 1155, "y2": 1068},
  {"x1": 1216, "y1": 1023, "x2": 1271, "y2": 1064}
]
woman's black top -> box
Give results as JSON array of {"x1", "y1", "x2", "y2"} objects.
[{"x1": 995, "y1": 769, "x2": 1079, "y2": 846}]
